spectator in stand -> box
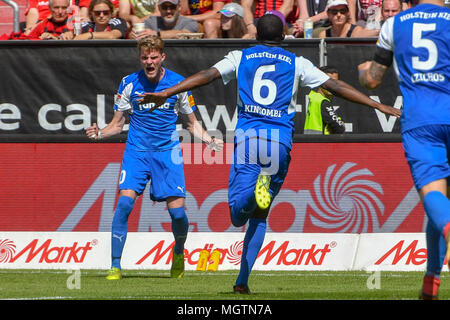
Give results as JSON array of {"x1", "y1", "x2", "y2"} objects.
[
  {"x1": 26, "y1": 0, "x2": 75, "y2": 40},
  {"x1": 74, "y1": 0, "x2": 128, "y2": 39},
  {"x1": 181, "y1": 0, "x2": 229, "y2": 38},
  {"x1": 210, "y1": 2, "x2": 250, "y2": 38},
  {"x1": 350, "y1": 0, "x2": 383, "y2": 28},
  {"x1": 129, "y1": 0, "x2": 198, "y2": 39},
  {"x1": 78, "y1": 0, "x2": 120, "y2": 21},
  {"x1": 241, "y1": 0, "x2": 296, "y2": 38},
  {"x1": 317, "y1": 0, "x2": 379, "y2": 38},
  {"x1": 292, "y1": 0, "x2": 356, "y2": 37},
  {"x1": 401, "y1": 0, "x2": 419, "y2": 9},
  {"x1": 119, "y1": 0, "x2": 159, "y2": 27},
  {"x1": 293, "y1": 0, "x2": 327, "y2": 37},
  {"x1": 361, "y1": 0, "x2": 402, "y2": 31},
  {"x1": 22, "y1": 0, "x2": 51, "y2": 35},
  {"x1": 380, "y1": 0, "x2": 402, "y2": 21}
]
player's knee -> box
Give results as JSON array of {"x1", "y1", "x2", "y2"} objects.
[
  {"x1": 168, "y1": 206, "x2": 187, "y2": 221},
  {"x1": 112, "y1": 196, "x2": 135, "y2": 230},
  {"x1": 114, "y1": 196, "x2": 135, "y2": 221},
  {"x1": 231, "y1": 218, "x2": 245, "y2": 228},
  {"x1": 229, "y1": 207, "x2": 247, "y2": 227},
  {"x1": 252, "y1": 207, "x2": 269, "y2": 220}
]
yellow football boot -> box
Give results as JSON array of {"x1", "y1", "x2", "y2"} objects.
[
  {"x1": 255, "y1": 174, "x2": 271, "y2": 210},
  {"x1": 106, "y1": 267, "x2": 122, "y2": 280}
]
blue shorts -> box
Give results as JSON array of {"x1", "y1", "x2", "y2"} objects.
[
  {"x1": 119, "y1": 146, "x2": 186, "y2": 201},
  {"x1": 402, "y1": 125, "x2": 450, "y2": 191},
  {"x1": 228, "y1": 137, "x2": 291, "y2": 207}
]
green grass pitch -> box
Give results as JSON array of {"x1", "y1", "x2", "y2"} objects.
[{"x1": 0, "y1": 269, "x2": 447, "y2": 300}]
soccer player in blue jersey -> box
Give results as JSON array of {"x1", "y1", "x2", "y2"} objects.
[
  {"x1": 358, "y1": 0, "x2": 449, "y2": 299},
  {"x1": 139, "y1": 12, "x2": 400, "y2": 294},
  {"x1": 85, "y1": 36, "x2": 223, "y2": 280}
]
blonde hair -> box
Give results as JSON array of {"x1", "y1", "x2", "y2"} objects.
[{"x1": 137, "y1": 35, "x2": 165, "y2": 53}]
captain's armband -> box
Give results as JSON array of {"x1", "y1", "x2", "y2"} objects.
[{"x1": 373, "y1": 46, "x2": 393, "y2": 68}]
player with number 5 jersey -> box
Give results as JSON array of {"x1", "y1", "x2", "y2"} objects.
[
  {"x1": 358, "y1": 0, "x2": 449, "y2": 300},
  {"x1": 375, "y1": 2, "x2": 449, "y2": 133},
  {"x1": 139, "y1": 11, "x2": 400, "y2": 294}
]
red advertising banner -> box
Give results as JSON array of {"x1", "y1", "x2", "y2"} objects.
[{"x1": 0, "y1": 142, "x2": 424, "y2": 233}]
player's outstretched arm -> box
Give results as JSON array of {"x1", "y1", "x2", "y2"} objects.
[
  {"x1": 322, "y1": 78, "x2": 401, "y2": 118},
  {"x1": 86, "y1": 111, "x2": 126, "y2": 141},
  {"x1": 138, "y1": 67, "x2": 222, "y2": 107}
]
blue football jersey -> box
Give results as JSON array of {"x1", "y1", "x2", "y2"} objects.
[
  {"x1": 213, "y1": 44, "x2": 329, "y2": 149},
  {"x1": 114, "y1": 68, "x2": 196, "y2": 151},
  {"x1": 377, "y1": 4, "x2": 450, "y2": 133}
]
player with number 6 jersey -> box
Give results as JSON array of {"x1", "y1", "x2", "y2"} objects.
[
  {"x1": 138, "y1": 11, "x2": 400, "y2": 294},
  {"x1": 358, "y1": 0, "x2": 449, "y2": 300},
  {"x1": 216, "y1": 45, "x2": 327, "y2": 149}
]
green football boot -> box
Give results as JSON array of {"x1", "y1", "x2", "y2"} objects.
[{"x1": 170, "y1": 250, "x2": 185, "y2": 279}]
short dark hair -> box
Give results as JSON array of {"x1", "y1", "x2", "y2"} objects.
[
  {"x1": 319, "y1": 65, "x2": 339, "y2": 74},
  {"x1": 256, "y1": 14, "x2": 284, "y2": 43}
]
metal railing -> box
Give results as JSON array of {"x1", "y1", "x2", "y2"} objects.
[{"x1": 1, "y1": 0, "x2": 20, "y2": 33}]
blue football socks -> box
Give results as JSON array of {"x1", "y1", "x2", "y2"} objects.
[
  {"x1": 230, "y1": 189, "x2": 257, "y2": 227},
  {"x1": 423, "y1": 191, "x2": 450, "y2": 235},
  {"x1": 111, "y1": 195, "x2": 135, "y2": 269},
  {"x1": 168, "y1": 206, "x2": 189, "y2": 255},
  {"x1": 424, "y1": 220, "x2": 446, "y2": 277},
  {"x1": 235, "y1": 218, "x2": 267, "y2": 287},
  {"x1": 423, "y1": 191, "x2": 450, "y2": 277}
]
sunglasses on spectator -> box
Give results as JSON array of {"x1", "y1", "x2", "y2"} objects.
[
  {"x1": 329, "y1": 8, "x2": 349, "y2": 15},
  {"x1": 160, "y1": 4, "x2": 177, "y2": 10},
  {"x1": 93, "y1": 10, "x2": 111, "y2": 16}
]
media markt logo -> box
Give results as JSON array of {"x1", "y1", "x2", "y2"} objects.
[
  {"x1": 227, "y1": 241, "x2": 243, "y2": 265},
  {"x1": 137, "y1": 239, "x2": 334, "y2": 267},
  {"x1": 0, "y1": 239, "x2": 16, "y2": 263},
  {"x1": 309, "y1": 162, "x2": 384, "y2": 233},
  {"x1": 137, "y1": 240, "x2": 246, "y2": 266},
  {"x1": 0, "y1": 238, "x2": 95, "y2": 264}
]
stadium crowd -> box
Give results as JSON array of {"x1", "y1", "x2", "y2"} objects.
[{"x1": 1, "y1": 0, "x2": 413, "y2": 40}]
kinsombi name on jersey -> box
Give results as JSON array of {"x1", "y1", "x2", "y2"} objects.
[{"x1": 244, "y1": 104, "x2": 283, "y2": 117}]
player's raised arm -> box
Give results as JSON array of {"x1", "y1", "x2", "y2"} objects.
[
  {"x1": 85, "y1": 111, "x2": 126, "y2": 141},
  {"x1": 138, "y1": 67, "x2": 222, "y2": 107},
  {"x1": 358, "y1": 60, "x2": 389, "y2": 90},
  {"x1": 321, "y1": 77, "x2": 401, "y2": 118},
  {"x1": 184, "y1": 112, "x2": 224, "y2": 152},
  {"x1": 358, "y1": 15, "x2": 394, "y2": 90}
]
